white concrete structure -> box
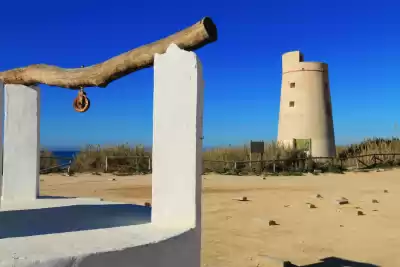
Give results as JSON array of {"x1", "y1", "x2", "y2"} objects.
[
  {"x1": 2, "y1": 84, "x2": 40, "y2": 201},
  {"x1": 277, "y1": 51, "x2": 336, "y2": 157},
  {"x1": 0, "y1": 81, "x2": 3, "y2": 194},
  {"x1": 0, "y1": 43, "x2": 204, "y2": 267}
]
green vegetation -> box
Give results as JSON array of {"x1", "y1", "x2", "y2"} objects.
[
  {"x1": 40, "y1": 137, "x2": 400, "y2": 175},
  {"x1": 40, "y1": 150, "x2": 59, "y2": 173},
  {"x1": 71, "y1": 144, "x2": 151, "y2": 173}
]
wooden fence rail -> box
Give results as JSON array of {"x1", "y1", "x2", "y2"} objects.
[
  {"x1": 39, "y1": 156, "x2": 73, "y2": 173},
  {"x1": 39, "y1": 153, "x2": 400, "y2": 174},
  {"x1": 204, "y1": 153, "x2": 400, "y2": 173},
  {"x1": 105, "y1": 156, "x2": 151, "y2": 173}
]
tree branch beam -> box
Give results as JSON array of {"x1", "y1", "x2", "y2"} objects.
[{"x1": 0, "y1": 17, "x2": 217, "y2": 89}]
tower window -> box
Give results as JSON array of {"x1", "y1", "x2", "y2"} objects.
[
  {"x1": 289, "y1": 101, "x2": 295, "y2": 107},
  {"x1": 290, "y1": 82, "x2": 295, "y2": 88}
]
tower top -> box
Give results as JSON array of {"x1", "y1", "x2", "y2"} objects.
[
  {"x1": 282, "y1": 51, "x2": 304, "y2": 63},
  {"x1": 282, "y1": 51, "x2": 327, "y2": 74}
]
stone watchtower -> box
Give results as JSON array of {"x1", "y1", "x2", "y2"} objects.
[{"x1": 277, "y1": 51, "x2": 336, "y2": 157}]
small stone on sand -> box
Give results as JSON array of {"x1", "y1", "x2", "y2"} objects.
[
  {"x1": 336, "y1": 197, "x2": 349, "y2": 205},
  {"x1": 307, "y1": 203, "x2": 317, "y2": 209},
  {"x1": 233, "y1": 196, "x2": 249, "y2": 201},
  {"x1": 268, "y1": 220, "x2": 278, "y2": 226}
]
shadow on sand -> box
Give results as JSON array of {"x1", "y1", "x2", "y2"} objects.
[
  {"x1": 0, "y1": 203, "x2": 151, "y2": 239},
  {"x1": 37, "y1": 196, "x2": 75, "y2": 199},
  {"x1": 296, "y1": 257, "x2": 379, "y2": 267}
]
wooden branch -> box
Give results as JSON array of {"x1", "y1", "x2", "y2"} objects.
[{"x1": 0, "y1": 17, "x2": 217, "y2": 89}]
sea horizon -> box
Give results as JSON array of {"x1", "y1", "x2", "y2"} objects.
[{"x1": 49, "y1": 146, "x2": 218, "y2": 159}]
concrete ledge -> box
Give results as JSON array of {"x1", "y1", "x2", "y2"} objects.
[
  {"x1": 0, "y1": 199, "x2": 197, "y2": 267},
  {"x1": 0, "y1": 198, "x2": 151, "y2": 239}
]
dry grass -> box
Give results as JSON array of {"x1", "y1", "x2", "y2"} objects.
[
  {"x1": 40, "y1": 150, "x2": 59, "y2": 172},
  {"x1": 41, "y1": 137, "x2": 400, "y2": 174},
  {"x1": 337, "y1": 137, "x2": 400, "y2": 157},
  {"x1": 70, "y1": 144, "x2": 151, "y2": 173}
]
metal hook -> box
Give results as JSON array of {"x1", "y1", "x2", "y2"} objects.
[{"x1": 73, "y1": 65, "x2": 91, "y2": 113}]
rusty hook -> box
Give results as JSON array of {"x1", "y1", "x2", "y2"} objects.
[
  {"x1": 73, "y1": 65, "x2": 91, "y2": 113},
  {"x1": 73, "y1": 89, "x2": 90, "y2": 113}
]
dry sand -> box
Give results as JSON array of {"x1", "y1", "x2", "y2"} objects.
[{"x1": 40, "y1": 169, "x2": 400, "y2": 267}]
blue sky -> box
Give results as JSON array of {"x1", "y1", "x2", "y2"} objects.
[{"x1": 0, "y1": 0, "x2": 399, "y2": 149}]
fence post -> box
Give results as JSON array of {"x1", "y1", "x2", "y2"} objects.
[
  {"x1": 305, "y1": 157, "x2": 308, "y2": 171},
  {"x1": 67, "y1": 160, "x2": 72, "y2": 175},
  {"x1": 260, "y1": 152, "x2": 264, "y2": 173},
  {"x1": 234, "y1": 161, "x2": 237, "y2": 171},
  {"x1": 273, "y1": 160, "x2": 276, "y2": 173},
  {"x1": 148, "y1": 157, "x2": 152, "y2": 171},
  {"x1": 105, "y1": 156, "x2": 108, "y2": 173}
]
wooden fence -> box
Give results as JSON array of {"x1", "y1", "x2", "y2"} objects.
[
  {"x1": 40, "y1": 153, "x2": 400, "y2": 174},
  {"x1": 105, "y1": 156, "x2": 151, "y2": 173},
  {"x1": 40, "y1": 156, "x2": 73, "y2": 174},
  {"x1": 203, "y1": 153, "x2": 400, "y2": 174}
]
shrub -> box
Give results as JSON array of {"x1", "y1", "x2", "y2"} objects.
[
  {"x1": 71, "y1": 144, "x2": 151, "y2": 174},
  {"x1": 40, "y1": 150, "x2": 60, "y2": 173},
  {"x1": 64, "y1": 137, "x2": 400, "y2": 174}
]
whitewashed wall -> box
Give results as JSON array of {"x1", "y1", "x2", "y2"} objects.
[
  {"x1": 0, "y1": 44, "x2": 203, "y2": 267},
  {"x1": 1, "y1": 84, "x2": 40, "y2": 202}
]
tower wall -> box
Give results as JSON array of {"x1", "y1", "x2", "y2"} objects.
[{"x1": 277, "y1": 51, "x2": 336, "y2": 157}]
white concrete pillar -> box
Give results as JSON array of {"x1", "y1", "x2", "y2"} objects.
[
  {"x1": 0, "y1": 82, "x2": 3, "y2": 199},
  {"x1": 1, "y1": 84, "x2": 40, "y2": 202},
  {"x1": 151, "y1": 43, "x2": 204, "y2": 229}
]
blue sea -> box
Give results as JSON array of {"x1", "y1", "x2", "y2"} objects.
[
  {"x1": 50, "y1": 146, "x2": 215, "y2": 159},
  {"x1": 51, "y1": 151, "x2": 79, "y2": 159}
]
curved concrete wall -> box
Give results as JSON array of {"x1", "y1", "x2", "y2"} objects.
[{"x1": 277, "y1": 51, "x2": 336, "y2": 157}]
